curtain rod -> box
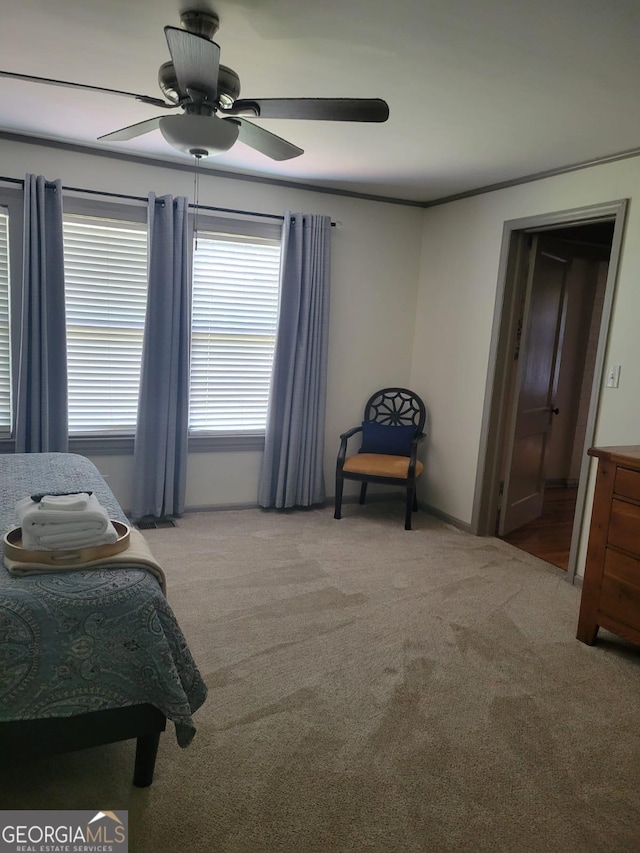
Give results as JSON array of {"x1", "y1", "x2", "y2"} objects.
[{"x1": 0, "y1": 175, "x2": 337, "y2": 225}]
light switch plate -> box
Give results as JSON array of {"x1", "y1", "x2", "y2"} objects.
[{"x1": 606, "y1": 364, "x2": 621, "y2": 388}]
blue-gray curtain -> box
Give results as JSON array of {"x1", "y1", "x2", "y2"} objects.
[
  {"x1": 132, "y1": 193, "x2": 190, "y2": 520},
  {"x1": 15, "y1": 174, "x2": 68, "y2": 453},
  {"x1": 258, "y1": 212, "x2": 331, "y2": 508}
]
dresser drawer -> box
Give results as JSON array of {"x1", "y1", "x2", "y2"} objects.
[
  {"x1": 608, "y1": 499, "x2": 640, "y2": 556},
  {"x1": 578, "y1": 447, "x2": 640, "y2": 647},
  {"x1": 600, "y1": 548, "x2": 640, "y2": 630},
  {"x1": 614, "y1": 466, "x2": 640, "y2": 503}
]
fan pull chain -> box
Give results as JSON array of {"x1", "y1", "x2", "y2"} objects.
[{"x1": 191, "y1": 149, "x2": 206, "y2": 251}]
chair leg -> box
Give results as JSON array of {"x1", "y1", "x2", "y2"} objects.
[
  {"x1": 405, "y1": 488, "x2": 414, "y2": 530},
  {"x1": 359, "y1": 482, "x2": 368, "y2": 505},
  {"x1": 412, "y1": 490, "x2": 418, "y2": 512},
  {"x1": 334, "y1": 474, "x2": 344, "y2": 520}
]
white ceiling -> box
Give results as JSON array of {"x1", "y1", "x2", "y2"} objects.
[{"x1": 2, "y1": 0, "x2": 640, "y2": 204}]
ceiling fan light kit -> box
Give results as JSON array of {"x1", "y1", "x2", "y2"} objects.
[
  {"x1": 159, "y1": 113, "x2": 239, "y2": 156},
  {"x1": 0, "y1": 7, "x2": 389, "y2": 162}
]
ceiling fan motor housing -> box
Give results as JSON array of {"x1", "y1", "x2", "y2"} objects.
[
  {"x1": 180, "y1": 9, "x2": 219, "y2": 39},
  {"x1": 216, "y1": 66, "x2": 241, "y2": 108},
  {"x1": 158, "y1": 62, "x2": 181, "y2": 103},
  {"x1": 158, "y1": 61, "x2": 240, "y2": 108}
]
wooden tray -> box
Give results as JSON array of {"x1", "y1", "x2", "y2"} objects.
[{"x1": 3, "y1": 520, "x2": 130, "y2": 566}]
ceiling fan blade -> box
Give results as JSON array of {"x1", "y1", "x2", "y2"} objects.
[
  {"x1": 98, "y1": 116, "x2": 163, "y2": 142},
  {"x1": 233, "y1": 118, "x2": 303, "y2": 161},
  {"x1": 164, "y1": 26, "x2": 220, "y2": 103},
  {"x1": 223, "y1": 98, "x2": 389, "y2": 122},
  {"x1": 0, "y1": 69, "x2": 174, "y2": 108}
]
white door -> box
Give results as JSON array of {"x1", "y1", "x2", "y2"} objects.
[{"x1": 499, "y1": 236, "x2": 570, "y2": 536}]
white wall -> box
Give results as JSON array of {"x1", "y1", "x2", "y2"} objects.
[
  {"x1": 1, "y1": 138, "x2": 424, "y2": 510},
  {"x1": 10, "y1": 135, "x2": 639, "y2": 570},
  {"x1": 410, "y1": 156, "x2": 640, "y2": 572}
]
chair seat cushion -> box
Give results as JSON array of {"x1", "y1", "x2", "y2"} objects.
[{"x1": 343, "y1": 453, "x2": 424, "y2": 479}]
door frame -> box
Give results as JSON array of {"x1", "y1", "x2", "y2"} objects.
[{"x1": 472, "y1": 199, "x2": 628, "y2": 583}]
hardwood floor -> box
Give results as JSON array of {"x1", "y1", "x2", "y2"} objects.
[{"x1": 500, "y1": 486, "x2": 578, "y2": 570}]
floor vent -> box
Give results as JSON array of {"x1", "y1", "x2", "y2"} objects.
[{"x1": 135, "y1": 516, "x2": 176, "y2": 530}]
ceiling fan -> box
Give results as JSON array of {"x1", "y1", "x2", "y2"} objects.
[{"x1": 0, "y1": 8, "x2": 389, "y2": 162}]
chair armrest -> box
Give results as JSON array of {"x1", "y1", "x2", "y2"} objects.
[
  {"x1": 336, "y1": 426, "x2": 362, "y2": 470},
  {"x1": 339, "y1": 426, "x2": 363, "y2": 441}
]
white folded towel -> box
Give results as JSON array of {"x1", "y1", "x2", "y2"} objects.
[
  {"x1": 39, "y1": 493, "x2": 91, "y2": 511},
  {"x1": 22, "y1": 527, "x2": 119, "y2": 550},
  {"x1": 16, "y1": 494, "x2": 119, "y2": 551}
]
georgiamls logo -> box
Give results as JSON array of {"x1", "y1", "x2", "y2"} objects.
[
  {"x1": 0, "y1": 809, "x2": 128, "y2": 851},
  {"x1": 88, "y1": 811, "x2": 123, "y2": 826},
  {"x1": 85, "y1": 811, "x2": 126, "y2": 844}
]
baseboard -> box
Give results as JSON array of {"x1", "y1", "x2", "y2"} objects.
[
  {"x1": 182, "y1": 501, "x2": 261, "y2": 513},
  {"x1": 185, "y1": 492, "x2": 411, "y2": 513},
  {"x1": 158, "y1": 494, "x2": 472, "y2": 535},
  {"x1": 418, "y1": 502, "x2": 473, "y2": 533},
  {"x1": 338, "y1": 491, "x2": 406, "y2": 506},
  {"x1": 335, "y1": 491, "x2": 473, "y2": 533},
  {"x1": 546, "y1": 478, "x2": 579, "y2": 489},
  {"x1": 183, "y1": 500, "x2": 334, "y2": 513}
]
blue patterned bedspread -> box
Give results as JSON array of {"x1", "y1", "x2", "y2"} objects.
[{"x1": 0, "y1": 452, "x2": 207, "y2": 746}]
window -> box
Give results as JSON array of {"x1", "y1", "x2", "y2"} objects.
[
  {"x1": 0, "y1": 208, "x2": 10, "y2": 435},
  {"x1": 63, "y1": 212, "x2": 148, "y2": 435},
  {"x1": 63, "y1": 207, "x2": 280, "y2": 442},
  {"x1": 0, "y1": 189, "x2": 282, "y2": 447},
  {"x1": 189, "y1": 229, "x2": 281, "y2": 433}
]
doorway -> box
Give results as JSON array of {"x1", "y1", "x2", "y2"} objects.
[
  {"x1": 500, "y1": 222, "x2": 613, "y2": 569},
  {"x1": 473, "y1": 200, "x2": 627, "y2": 583}
]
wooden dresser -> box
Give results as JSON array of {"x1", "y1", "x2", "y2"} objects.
[{"x1": 577, "y1": 445, "x2": 640, "y2": 646}]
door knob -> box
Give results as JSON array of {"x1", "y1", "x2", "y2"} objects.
[{"x1": 551, "y1": 407, "x2": 560, "y2": 415}]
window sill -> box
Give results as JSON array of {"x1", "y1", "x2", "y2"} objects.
[
  {"x1": 189, "y1": 433, "x2": 265, "y2": 452},
  {"x1": 69, "y1": 435, "x2": 135, "y2": 455},
  {"x1": 0, "y1": 433, "x2": 266, "y2": 456}
]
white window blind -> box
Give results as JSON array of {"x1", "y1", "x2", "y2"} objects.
[
  {"x1": 63, "y1": 214, "x2": 148, "y2": 434},
  {"x1": 190, "y1": 231, "x2": 281, "y2": 432},
  {"x1": 0, "y1": 209, "x2": 10, "y2": 435}
]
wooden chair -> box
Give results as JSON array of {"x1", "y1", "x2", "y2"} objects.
[{"x1": 334, "y1": 387, "x2": 427, "y2": 530}]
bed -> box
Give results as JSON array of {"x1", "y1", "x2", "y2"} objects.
[{"x1": 0, "y1": 452, "x2": 207, "y2": 786}]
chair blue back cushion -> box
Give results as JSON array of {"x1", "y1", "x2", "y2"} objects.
[{"x1": 359, "y1": 421, "x2": 416, "y2": 456}]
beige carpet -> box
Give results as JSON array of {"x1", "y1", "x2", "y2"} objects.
[{"x1": 2, "y1": 503, "x2": 640, "y2": 852}]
